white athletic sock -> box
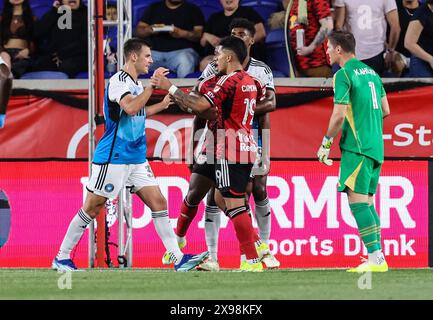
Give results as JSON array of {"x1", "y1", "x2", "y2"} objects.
[
  {"x1": 204, "y1": 205, "x2": 221, "y2": 261},
  {"x1": 152, "y1": 210, "x2": 183, "y2": 264},
  {"x1": 57, "y1": 208, "x2": 93, "y2": 260},
  {"x1": 255, "y1": 197, "x2": 271, "y2": 244},
  {"x1": 368, "y1": 250, "x2": 385, "y2": 265},
  {"x1": 176, "y1": 235, "x2": 185, "y2": 245}
]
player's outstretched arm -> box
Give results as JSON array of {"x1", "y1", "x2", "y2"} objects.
[
  {"x1": 153, "y1": 73, "x2": 216, "y2": 118},
  {"x1": 120, "y1": 68, "x2": 169, "y2": 116},
  {"x1": 120, "y1": 86, "x2": 154, "y2": 115},
  {"x1": 145, "y1": 94, "x2": 173, "y2": 117}
]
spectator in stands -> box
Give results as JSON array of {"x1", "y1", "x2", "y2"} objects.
[
  {"x1": 387, "y1": 0, "x2": 420, "y2": 77},
  {"x1": 0, "y1": 0, "x2": 36, "y2": 79},
  {"x1": 104, "y1": 2, "x2": 117, "y2": 74},
  {"x1": 268, "y1": 0, "x2": 289, "y2": 30},
  {"x1": 0, "y1": 52, "x2": 12, "y2": 128},
  {"x1": 199, "y1": 0, "x2": 266, "y2": 71},
  {"x1": 288, "y1": 0, "x2": 333, "y2": 77},
  {"x1": 135, "y1": 0, "x2": 204, "y2": 78},
  {"x1": 404, "y1": 0, "x2": 433, "y2": 77},
  {"x1": 31, "y1": 0, "x2": 88, "y2": 78},
  {"x1": 104, "y1": 2, "x2": 117, "y2": 51},
  {"x1": 334, "y1": 0, "x2": 401, "y2": 76}
]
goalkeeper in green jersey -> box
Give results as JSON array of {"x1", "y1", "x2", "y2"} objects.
[{"x1": 317, "y1": 31, "x2": 391, "y2": 273}]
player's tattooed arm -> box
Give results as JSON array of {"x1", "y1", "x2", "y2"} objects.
[
  {"x1": 171, "y1": 89, "x2": 217, "y2": 120},
  {"x1": 255, "y1": 89, "x2": 276, "y2": 116},
  {"x1": 153, "y1": 73, "x2": 217, "y2": 120}
]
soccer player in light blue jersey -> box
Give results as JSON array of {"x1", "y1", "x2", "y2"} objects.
[{"x1": 52, "y1": 38, "x2": 208, "y2": 272}]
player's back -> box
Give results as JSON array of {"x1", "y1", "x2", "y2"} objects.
[
  {"x1": 218, "y1": 70, "x2": 265, "y2": 163},
  {"x1": 93, "y1": 70, "x2": 147, "y2": 165},
  {"x1": 336, "y1": 58, "x2": 385, "y2": 162}
]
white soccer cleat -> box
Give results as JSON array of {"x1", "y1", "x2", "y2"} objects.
[
  {"x1": 196, "y1": 258, "x2": 220, "y2": 272},
  {"x1": 256, "y1": 242, "x2": 280, "y2": 269},
  {"x1": 262, "y1": 253, "x2": 280, "y2": 269}
]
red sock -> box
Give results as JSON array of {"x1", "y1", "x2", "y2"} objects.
[
  {"x1": 230, "y1": 211, "x2": 258, "y2": 260},
  {"x1": 247, "y1": 209, "x2": 260, "y2": 243},
  {"x1": 176, "y1": 199, "x2": 198, "y2": 237}
]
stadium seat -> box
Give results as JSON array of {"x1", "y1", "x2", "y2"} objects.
[
  {"x1": 20, "y1": 71, "x2": 70, "y2": 79},
  {"x1": 272, "y1": 70, "x2": 286, "y2": 78},
  {"x1": 241, "y1": 0, "x2": 281, "y2": 25},
  {"x1": 266, "y1": 27, "x2": 285, "y2": 43},
  {"x1": 185, "y1": 71, "x2": 202, "y2": 79},
  {"x1": 75, "y1": 70, "x2": 115, "y2": 79},
  {"x1": 265, "y1": 28, "x2": 289, "y2": 77},
  {"x1": 139, "y1": 71, "x2": 177, "y2": 79},
  {"x1": 30, "y1": 0, "x2": 53, "y2": 19},
  {"x1": 75, "y1": 71, "x2": 88, "y2": 79},
  {"x1": 194, "y1": 0, "x2": 223, "y2": 20}
]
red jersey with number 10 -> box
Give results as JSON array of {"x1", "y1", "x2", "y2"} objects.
[{"x1": 201, "y1": 70, "x2": 266, "y2": 164}]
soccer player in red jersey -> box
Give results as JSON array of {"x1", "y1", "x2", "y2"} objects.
[{"x1": 155, "y1": 36, "x2": 264, "y2": 271}]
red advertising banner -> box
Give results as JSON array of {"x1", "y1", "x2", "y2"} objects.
[
  {"x1": 0, "y1": 160, "x2": 428, "y2": 268},
  {"x1": 0, "y1": 86, "x2": 432, "y2": 159}
]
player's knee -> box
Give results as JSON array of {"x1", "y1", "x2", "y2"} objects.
[
  {"x1": 0, "y1": 64, "x2": 10, "y2": 81},
  {"x1": 83, "y1": 202, "x2": 105, "y2": 219},
  {"x1": 186, "y1": 187, "x2": 203, "y2": 206},
  {"x1": 252, "y1": 184, "x2": 267, "y2": 201},
  {"x1": 245, "y1": 181, "x2": 253, "y2": 196},
  {"x1": 149, "y1": 195, "x2": 167, "y2": 212}
]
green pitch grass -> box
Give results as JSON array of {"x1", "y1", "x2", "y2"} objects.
[{"x1": 0, "y1": 268, "x2": 432, "y2": 300}]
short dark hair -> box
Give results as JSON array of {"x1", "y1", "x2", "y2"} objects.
[
  {"x1": 229, "y1": 18, "x2": 256, "y2": 37},
  {"x1": 219, "y1": 36, "x2": 247, "y2": 64},
  {"x1": 123, "y1": 38, "x2": 151, "y2": 59},
  {"x1": 328, "y1": 31, "x2": 356, "y2": 54}
]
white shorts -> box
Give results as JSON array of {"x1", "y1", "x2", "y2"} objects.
[{"x1": 87, "y1": 161, "x2": 158, "y2": 198}]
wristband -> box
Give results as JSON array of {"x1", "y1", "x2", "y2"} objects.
[
  {"x1": 168, "y1": 85, "x2": 178, "y2": 95},
  {"x1": 322, "y1": 136, "x2": 333, "y2": 148}
]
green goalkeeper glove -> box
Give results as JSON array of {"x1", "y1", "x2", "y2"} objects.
[{"x1": 317, "y1": 136, "x2": 333, "y2": 166}]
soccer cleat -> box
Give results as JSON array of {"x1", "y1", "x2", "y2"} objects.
[
  {"x1": 256, "y1": 242, "x2": 270, "y2": 259},
  {"x1": 161, "y1": 237, "x2": 187, "y2": 265},
  {"x1": 239, "y1": 261, "x2": 263, "y2": 272},
  {"x1": 174, "y1": 251, "x2": 209, "y2": 272},
  {"x1": 52, "y1": 258, "x2": 79, "y2": 272},
  {"x1": 346, "y1": 257, "x2": 389, "y2": 273},
  {"x1": 196, "y1": 258, "x2": 220, "y2": 272},
  {"x1": 261, "y1": 253, "x2": 280, "y2": 269},
  {"x1": 256, "y1": 242, "x2": 280, "y2": 269}
]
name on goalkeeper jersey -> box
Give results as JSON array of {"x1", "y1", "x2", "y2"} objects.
[{"x1": 353, "y1": 68, "x2": 376, "y2": 76}]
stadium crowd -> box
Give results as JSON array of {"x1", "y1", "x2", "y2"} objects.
[{"x1": 0, "y1": 0, "x2": 431, "y2": 79}]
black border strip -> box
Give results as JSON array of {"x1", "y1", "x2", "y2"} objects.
[{"x1": 429, "y1": 159, "x2": 433, "y2": 267}]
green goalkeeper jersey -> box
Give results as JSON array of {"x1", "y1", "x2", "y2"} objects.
[{"x1": 333, "y1": 58, "x2": 386, "y2": 163}]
